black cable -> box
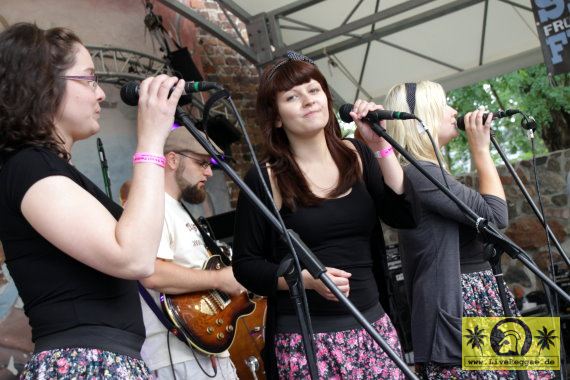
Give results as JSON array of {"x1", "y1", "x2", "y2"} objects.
[
  {"x1": 199, "y1": 91, "x2": 318, "y2": 377},
  {"x1": 166, "y1": 330, "x2": 218, "y2": 378},
  {"x1": 225, "y1": 94, "x2": 320, "y2": 378},
  {"x1": 421, "y1": 121, "x2": 450, "y2": 189},
  {"x1": 530, "y1": 136, "x2": 558, "y2": 312},
  {"x1": 189, "y1": 347, "x2": 217, "y2": 378},
  {"x1": 527, "y1": 121, "x2": 568, "y2": 379},
  {"x1": 523, "y1": 112, "x2": 558, "y2": 315},
  {"x1": 166, "y1": 331, "x2": 177, "y2": 380}
]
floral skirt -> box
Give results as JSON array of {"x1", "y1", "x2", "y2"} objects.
[
  {"x1": 418, "y1": 270, "x2": 555, "y2": 380},
  {"x1": 274, "y1": 313, "x2": 405, "y2": 380},
  {"x1": 20, "y1": 347, "x2": 153, "y2": 379}
]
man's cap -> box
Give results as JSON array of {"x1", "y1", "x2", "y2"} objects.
[{"x1": 163, "y1": 127, "x2": 222, "y2": 156}]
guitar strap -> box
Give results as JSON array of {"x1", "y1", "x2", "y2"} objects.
[
  {"x1": 137, "y1": 283, "x2": 187, "y2": 344},
  {"x1": 179, "y1": 202, "x2": 228, "y2": 262},
  {"x1": 137, "y1": 202, "x2": 225, "y2": 345}
]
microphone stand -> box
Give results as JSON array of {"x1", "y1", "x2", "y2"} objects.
[
  {"x1": 173, "y1": 104, "x2": 418, "y2": 380},
  {"x1": 364, "y1": 121, "x2": 570, "y2": 304},
  {"x1": 368, "y1": 119, "x2": 570, "y2": 377},
  {"x1": 490, "y1": 133, "x2": 569, "y2": 267},
  {"x1": 490, "y1": 130, "x2": 567, "y2": 379},
  {"x1": 277, "y1": 251, "x2": 319, "y2": 378},
  {"x1": 97, "y1": 138, "x2": 112, "y2": 199},
  {"x1": 484, "y1": 244, "x2": 529, "y2": 380}
]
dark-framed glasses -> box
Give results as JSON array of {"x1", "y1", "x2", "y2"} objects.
[
  {"x1": 176, "y1": 152, "x2": 213, "y2": 169},
  {"x1": 60, "y1": 75, "x2": 99, "y2": 89}
]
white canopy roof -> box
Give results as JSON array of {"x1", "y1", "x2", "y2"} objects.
[{"x1": 159, "y1": 0, "x2": 543, "y2": 104}]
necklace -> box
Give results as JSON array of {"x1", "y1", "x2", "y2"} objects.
[
  {"x1": 299, "y1": 167, "x2": 338, "y2": 192},
  {"x1": 295, "y1": 152, "x2": 338, "y2": 192},
  {"x1": 306, "y1": 175, "x2": 337, "y2": 191}
]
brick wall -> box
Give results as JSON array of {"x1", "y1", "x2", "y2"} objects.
[{"x1": 154, "y1": 0, "x2": 261, "y2": 205}]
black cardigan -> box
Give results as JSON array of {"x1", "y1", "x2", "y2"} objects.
[{"x1": 232, "y1": 139, "x2": 418, "y2": 378}]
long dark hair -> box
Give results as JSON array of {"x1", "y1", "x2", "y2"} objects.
[
  {"x1": 256, "y1": 59, "x2": 360, "y2": 210},
  {"x1": 0, "y1": 23, "x2": 82, "y2": 164}
]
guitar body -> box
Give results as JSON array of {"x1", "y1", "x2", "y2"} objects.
[
  {"x1": 229, "y1": 296, "x2": 267, "y2": 379},
  {"x1": 160, "y1": 255, "x2": 255, "y2": 354}
]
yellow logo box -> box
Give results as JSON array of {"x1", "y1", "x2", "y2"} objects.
[{"x1": 462, "y1": 317, "x2": 560, "y2": 370}]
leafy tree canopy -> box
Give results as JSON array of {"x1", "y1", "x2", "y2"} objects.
[{"x1": 447, "y1": 64, "x2": 569, "y2": 174}]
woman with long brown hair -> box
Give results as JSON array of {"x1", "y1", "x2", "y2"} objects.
[{"x1": 232, "y1": 52, "x2": 418, "y2": 379}]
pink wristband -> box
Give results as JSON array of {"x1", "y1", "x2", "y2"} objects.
[
  {"x1": 132, "y1": 152, "x2": 166, "y2": 168},
  {"x1": 374, "y1": 146, "x2": 394, "y2": 159}
]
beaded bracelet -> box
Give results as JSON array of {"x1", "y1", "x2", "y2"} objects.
[
  {"x1": 132, "y1": 152, "x2": 166, "y2": 168},
  {"x1": 374, "y1": 146, "x2": 394, "y2": 159}
]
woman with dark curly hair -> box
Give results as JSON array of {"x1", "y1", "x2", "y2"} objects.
[
  {"x1": 232, "y1": 52, "x2": 418, "y2": 379},
  {"x1": 0, "y1": 23, "x2": 185, "y2": 378}
]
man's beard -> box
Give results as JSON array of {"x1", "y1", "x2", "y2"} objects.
[
  {"x1": 181, "y1": 183, "x2": 206, "y2": 204},
  {"x1": 175, "y1": 163, "x2": 207, "y2": 204}
]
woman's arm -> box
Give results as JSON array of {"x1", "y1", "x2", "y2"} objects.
[
  {"x1": 21, "y1": 75, "x2": 185, "y2": 280},
  {"x1": 349, "y1": 99, "x2": 405, "y2": 194},
  {"x1": 463, "y1": 110, "x2": 506, "y2": 200},
  {"x1": 347, "y1": 137, "x2": 418, "y2": 229},
  {"x1": 232, "y1": 168, "x2": 281, "y2": 296}
]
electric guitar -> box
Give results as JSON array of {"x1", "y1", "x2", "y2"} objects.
[{"x1": 160, "y1": 255, "x2": 256, "y2": 354}]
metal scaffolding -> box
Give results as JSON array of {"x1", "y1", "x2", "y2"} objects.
[{"x1": 155, "y1": 0, "x2": 542, "y2": 104}]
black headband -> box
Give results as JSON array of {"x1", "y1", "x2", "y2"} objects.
[
  {"x1": 405, "y1": 82, "x2": 417, "y2": 114},
  {"x1": 267, "y1": 50, "x2": 315, "y2": 80}
]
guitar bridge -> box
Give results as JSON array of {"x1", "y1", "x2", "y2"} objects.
[{"x1": 210, "y1": 290, "x2": 230, "y2": 310}]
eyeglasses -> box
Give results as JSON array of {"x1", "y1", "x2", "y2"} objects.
[
  {"x1": 60, "y1": 75, "x2": 99, "y2": 89},
  {"x1": 176, "y1": 152, "x2": 213, "y2": 169}
]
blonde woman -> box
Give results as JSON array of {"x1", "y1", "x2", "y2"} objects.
[{"x1": 385, "y1": 81, "x2": 552, "y2": 379}]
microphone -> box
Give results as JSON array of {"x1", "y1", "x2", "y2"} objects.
[
  {"x1": 96, "y1": 138, "x2": 112, "y2": 199},
  {"x1": 97, "y1": 137, "x2": 108, "y2": 169},
  {"x1": 120, "y1": 80, "x2": 223, "y2": 106},
  {"x1": 456, "y1": 109, "x2": 519, "y2": 130},
  {"x1": 338, "y1": 103, "x2": 416, "y2": 124}
]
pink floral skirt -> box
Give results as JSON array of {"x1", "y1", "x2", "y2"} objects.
[
  {"x1": 20, "y1": 347, "x2": 152, "y2": 379},
  {"x1": 274, "y1": 313, "x2": 405, "y2": 379}
]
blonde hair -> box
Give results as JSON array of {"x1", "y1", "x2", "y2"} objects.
[{"x1": 385, "y1": 80, "x2": 447, "y2": 167}]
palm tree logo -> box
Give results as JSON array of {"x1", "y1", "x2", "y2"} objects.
[
  {"x1": 534, "y1": 326, "x2": 557, "y2": 355},
  {"x1": 464, "y1": 325, "x2": 487, "y2": 353}
]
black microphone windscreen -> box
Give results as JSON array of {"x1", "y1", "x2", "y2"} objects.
[
  {"x1": 120, "y1": 82, "x2": 140, "y2": 106},
  {"x1": 338, "y1": 104, "x2": 354, "y2": 123},
  {"x1": 456, "y1": 110, "x2": 519, "y2": 131}
]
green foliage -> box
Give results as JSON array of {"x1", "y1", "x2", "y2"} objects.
[
  {"x1": 337, "y1": 111, "x2": 356, "y2": 138},
  {"x1": 446, "y1": 63, "x2": 569, "y2": 175}
]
